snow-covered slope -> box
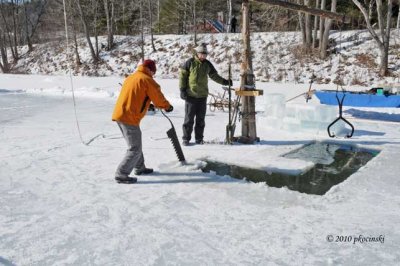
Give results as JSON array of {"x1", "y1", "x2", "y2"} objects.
[{"x1": 11, "y1": 30, "x2": 400, "y2": 86}]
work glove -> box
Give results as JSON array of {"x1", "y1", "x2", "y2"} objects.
[
  {"x1": 180, "y1": 89, "x2": 188, "y2": 100},
  {"x1": 165, "y1": 105, "x2": 174, "y2": 113},
  {"x1": 223, "y1": 79, "x2": 233, "y2": 86}
]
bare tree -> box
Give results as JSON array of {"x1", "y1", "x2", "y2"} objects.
[
  {"x1": 10, "y1": 0, "x2": 20, "y2": 60},
  {"x1": 23, "y1": 0, "x2": 48, "y2": 52},
  {"x1": 104, "y1": 0, "x2": 115, "y2": 50},
  {"x1": 318, "y1": 0, "x2": 326, "y2": 50},
  {"x1": 76, "y1": 0, "x2": 99, "y2": 63},
  {"x1": 140, "y1": 0, "x2": 144, "y2": 61},
  {"x1": 66, "y1": 0, "x2": 81, "y2": 66},
  {"x1": 320, "y1": 0, "x2": 336, "y2": 59},
  {"x1": 90, "y1": 0, "x2": 100, "y2": 57},
  {"x1": 227, "y1": 0, "x2": 233, "y2": 33},
  {"x1": 0, "y1": 0, "x2": 20, "y2": 61},
  {"x1": 148, "y1": 0, "x2": 156, "y2": 52},
  {"x1": 0, "y1": 27, "x2": 10, "y2": 72},
  {"x1": 304, "y1": 0, "x2": 312, "y2": 49},
  {"x1": 193, "y1": 0, "x2": 197, "y2": 45},
  {"x1": 312, "y1": 0, "x2": 319, "y2": 48},
  {"x1": 297, "y1": 0, "x2": 306, "y2": 45},
  {"x1": 352, "y1": 0, "x2": 393, "y2": 76}
]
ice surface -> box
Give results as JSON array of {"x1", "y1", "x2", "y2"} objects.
[
  {"x1": 284, "y1": 142, "x2": 340, "y2": 165},
  {"x1": 1, "y1": 76, "x2": 400, "y2": 265}
]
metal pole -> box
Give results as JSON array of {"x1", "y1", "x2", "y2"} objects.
[{"x1": 226, "y1": 62, "x2": 232, "y2": 144}]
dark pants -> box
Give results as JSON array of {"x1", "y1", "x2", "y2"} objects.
[{"x1": 182, "y1": 96, "x2": 207, "y2": 142}]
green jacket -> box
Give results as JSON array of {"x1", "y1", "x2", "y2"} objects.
[{"x1": 179, "y1": 56, "x2": 227, "y2": 98}]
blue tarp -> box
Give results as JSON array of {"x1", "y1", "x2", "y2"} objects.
[{"x1": 315, "y1": 91, "x2": 400, "y2": 108}]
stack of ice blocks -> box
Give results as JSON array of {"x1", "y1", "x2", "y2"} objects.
[{"x1": 261, "y1": 93, "x2": 346, "y2": 135}]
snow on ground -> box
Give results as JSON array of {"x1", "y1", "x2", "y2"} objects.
[
  {"x1": 11, "y1": 30, "x2": 400, "y2": 86},
  {"x1": 1, "y1": 74, "x2": 400, "y2": 265}
]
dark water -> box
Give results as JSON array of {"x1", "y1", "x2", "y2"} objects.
[{"x1": 202, "y1": 142, "x2": 379, "y2": 195}]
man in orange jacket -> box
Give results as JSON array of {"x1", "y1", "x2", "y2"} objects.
[{"x1": 112, "y1": 59, "x2": 173, "y2": 183}]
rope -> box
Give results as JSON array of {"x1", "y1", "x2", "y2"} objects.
[
  {"x1": 62, "y1": 0, "x2": 105, "y2": 146},
  {"x1": 334, "y1": 20, "x2": 346, "y2": 86}
]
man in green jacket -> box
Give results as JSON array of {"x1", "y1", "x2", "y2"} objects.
[{"x1": 179, "y1": 43, "x2": 232, "y2": 145}]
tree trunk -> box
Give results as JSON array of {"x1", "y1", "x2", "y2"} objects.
[
  {"x1": 227, "y1": 0, "x2": 232, "y2": 33},
  {"x1": 72, "y1": 17, "x2": 81, "y2": 66},
  {"x1": 66, "y1": 0, "x2": 81, "y2": 67},
  {"x1": 397, "y1": 5, "x2": 400, "y2": 29},
  {"x1": 93, "y1": 0, "x2": 99, "y2": 56},
  {"x1": 378, "y1": 0, "x2": 392, "y2": 76},
  {"x1": 148, "y1": 0, "x2": 156, "y2": 52},
  {"x1": 193, "y1": 0, "x2": 197, "y2": 45},
  {"x1": 318, "y1": 0, "x2": 326, "y2": 50},
  {"x1": 23, "y1": 0, "x2": 33, "y2": 52},
  {"x1": 312, "y1": 0, "x2": 320, "y2": 49},
  {"x1": 104, "y1": 0, "x2": 114, "y2": 50},
  {"x1": 304, "y1": 0, "x2": 312, "y2": 49},
  {"x1": 183, "y1": 0, "x2": 187, "y2": 34},
  {"x1": 0, "y1": 33, "x2": 10, "y2": 73},
  {"x1": 140, "y1": 0, "x2": 145, "y2": 61},
  {"x1": 76, "y1": 0, "x2": 98, "y2": 63},
  {"x1": 157, "y1": 0, "x2": 160, "y2": 34},
  {"x1": 0, "y1": 7, "x2": 16, "y2": 60},
  {"x1": 25, "y1": 0, "x2": 48, "y2": 53},
  {"x1": 11, "y1": 0, "x2": 19, "y2": 61},
  {"x1": 297, "y1": 0, "x2": 306, "y2": 45},
  {"x1": 320, "y1": 0, "x2": 336, "y2": 59}
]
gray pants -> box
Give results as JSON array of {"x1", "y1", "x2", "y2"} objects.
[{"x1": 115, "y1": 122, "x2": 145, "y2": 178}]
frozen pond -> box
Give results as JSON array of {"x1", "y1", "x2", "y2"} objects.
[{"x1": 0, "y1": 90, "x2": 69, "y2": 125}]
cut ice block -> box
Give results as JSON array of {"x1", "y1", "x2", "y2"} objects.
[
  {"x1": 258, "y1": 116, "x2": 283, "y2": 129},
  {"x1": 282, "y1": 117, "x2": 301, "y2": 131},
  {"x1": 315, "y1": 105, "x2": 337, "y2": 122},
  {"x1": 285, "y1": 105, "x2": 297, "y2": 119},
  {"x1": 264, "y1": 93, "x2": 286, "y2": 118}
]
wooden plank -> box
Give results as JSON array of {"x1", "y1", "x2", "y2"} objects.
[{"x1": 235, "y1": 89, "x2": 263, "y2": 96}]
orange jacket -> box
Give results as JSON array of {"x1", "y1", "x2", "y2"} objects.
[{"x1": 112, "y1": 65, "x2": 171, "y2": 126}]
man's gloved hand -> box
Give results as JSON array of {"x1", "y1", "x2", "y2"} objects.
[
  {"x1": 223, "y1": 79, "x2": 233, "y2": 86},
  {"x1": 165, "y1": 105, "x2": 174, "y2": 113},
  {"x1": 180, "y1": 89, "x2": 188, "y2": 100},
  {"x1": 148, "y1": 103, "x2": 155, "y2": 112}
]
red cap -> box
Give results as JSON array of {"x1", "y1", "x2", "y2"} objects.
[{"x1": 143, "y1": 59, "x2": 156, "y2": 73}]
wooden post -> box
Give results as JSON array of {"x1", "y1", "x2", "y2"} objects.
[{"x1": 239, "y1": 0, "x2": 257, "y2": 143}]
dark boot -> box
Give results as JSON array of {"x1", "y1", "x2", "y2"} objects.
[
  {"x1": 134, "y1": 168, "x2": 154, "y2": 175},
  {"x1": 115, "y1": 176, "x2": 137, "y2": 184},
  {"x1": 195, "y1": 139, "x2": 204, "y2": 144}
]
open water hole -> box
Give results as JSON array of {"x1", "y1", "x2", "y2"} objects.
[{"x1": 201, "y1": 142, "x2": 379, "y2": 195}]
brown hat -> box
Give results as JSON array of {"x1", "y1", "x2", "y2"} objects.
[{"x1": 143, "y1": 59, "x2": 156, "y2": 73}]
